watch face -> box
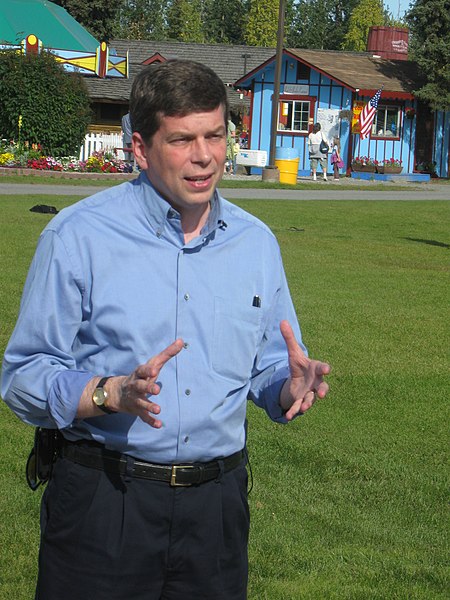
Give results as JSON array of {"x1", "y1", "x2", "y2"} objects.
[{"x1": 93, "y1": 388, "x2": 107, "y2": 406}]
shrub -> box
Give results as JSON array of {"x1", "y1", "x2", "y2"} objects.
[{"x1": 0, "y1": 51, "x2": 91, "y2": 156}]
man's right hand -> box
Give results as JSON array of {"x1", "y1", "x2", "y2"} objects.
[{"x1": 78, "y1": 339, "x2": 184, "y2": 427}]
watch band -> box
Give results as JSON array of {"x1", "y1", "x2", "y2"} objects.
[{"x1": 93, "y1": 376, "x2": 116, "y2": 414}]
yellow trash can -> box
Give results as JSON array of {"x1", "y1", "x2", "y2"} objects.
[{"x1": 275, "y1": 147, "x2": 300, "y2": 185}]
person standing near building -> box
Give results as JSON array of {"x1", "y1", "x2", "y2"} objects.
[
  {"x1": 308, "y1": 122, "x2": 329, "y2": 181},
  {"x1": 331, "y1": 136, "x2": 342, "y2": 181},
  {"x1": 121, "y1": 112, "x2": 132, "y2": 149},
  {"x1": 225, "y1": 118, "x2": 237, "y2": 173},
  {"x1": 1, "y1": 60, "x2": 330, "y2": 600},
  {"x1": 121, "y1": 111, "x2": 135, "y2": 169}
]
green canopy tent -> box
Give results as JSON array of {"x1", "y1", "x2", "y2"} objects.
[{"x1": 0, "y1": 0, "x2": 99, "y2": 51}]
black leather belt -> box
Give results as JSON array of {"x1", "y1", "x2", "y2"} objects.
[{"x1": 60, "y1": 441, "x2": 245, "y2": 487}]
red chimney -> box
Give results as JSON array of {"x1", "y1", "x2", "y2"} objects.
[{"x1": 367, "y1": 26, "x2": 409, "y2": 60}]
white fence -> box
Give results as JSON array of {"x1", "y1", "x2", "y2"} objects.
[{"x1": 79, "y1": 132, "x2": 124, "y2": 161}]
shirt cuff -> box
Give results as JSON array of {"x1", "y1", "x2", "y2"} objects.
[
  {"x1": 263, "y1": 366, "x2": 292, "y2": 423},
  {"x1": 48, "y1": 370, "x2": 94, "y2": 429}
]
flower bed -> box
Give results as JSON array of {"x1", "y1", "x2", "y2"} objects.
[{"x1": 0, "y1": 142, "x2": 133, "y2": 174}]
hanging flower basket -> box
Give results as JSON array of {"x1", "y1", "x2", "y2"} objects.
[{"x1": 405, "y1": 108, "x2": 416, "y2": 119}]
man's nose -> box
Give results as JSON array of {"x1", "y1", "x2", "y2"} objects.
[{"x1": 191, "y1": 138, "x2": 211, "y2": 163}]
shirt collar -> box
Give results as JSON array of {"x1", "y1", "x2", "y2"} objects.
[{"x1": 137, "y1": 171, "x2": 228, "y2": 243}]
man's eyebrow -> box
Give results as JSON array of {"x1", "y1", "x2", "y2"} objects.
[{"x1": 167, "y1": 125, "x2": 226, "y2": 139}]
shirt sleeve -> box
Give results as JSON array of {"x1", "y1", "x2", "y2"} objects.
[
  {"x1": 247, "y1": 251, "x2": 307, "y2": 423},
  {"x1": 1, "y1": 229, "x2": 95, "y2": 429}
]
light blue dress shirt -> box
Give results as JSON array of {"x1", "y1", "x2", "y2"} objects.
[{"x1": 1, "y1": 173, "x2": 306, "y2": 463}]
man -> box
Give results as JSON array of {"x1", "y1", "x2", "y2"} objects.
[
  {"x1": 121, "y1": 112, "x2": 135, "y2": 168},
  {"x1": 121, "y1": 111, "x2": 132, "y2": 148},
  {"x1": 2, "y1": 60, "x2": 330, "y2": 600}
]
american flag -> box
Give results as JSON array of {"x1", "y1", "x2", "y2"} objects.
[{"x1": 359, "y1": 87, "x2": 383, "y2": 139}]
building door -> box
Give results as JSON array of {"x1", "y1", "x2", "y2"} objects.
[{"x1": 414, "y1": 100, "x2": 434, "y2": 171}]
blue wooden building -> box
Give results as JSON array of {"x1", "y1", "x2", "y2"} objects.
[{"x1": 235, "y1": 46, "x2": 449, "y2": 179}]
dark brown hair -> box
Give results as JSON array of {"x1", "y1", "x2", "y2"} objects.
[{"x1": 130, "y1": 60, "x2": 229, "y2": 145}]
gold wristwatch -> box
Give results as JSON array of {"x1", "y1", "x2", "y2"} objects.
[{"x1": 92, "y1": 377, "x2": 115, "y2": 414}]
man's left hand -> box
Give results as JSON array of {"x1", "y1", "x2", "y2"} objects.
[{"x1": 279, "y1": 320, "x2": 331, "y2": 420}]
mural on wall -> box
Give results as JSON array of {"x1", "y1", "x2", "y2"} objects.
[
  {"x1": 317, "y1": 108, "x2": 340, "y2": 143},
  {"x1": 0, "y1": 35, "x2": 128, "y2": 79}
]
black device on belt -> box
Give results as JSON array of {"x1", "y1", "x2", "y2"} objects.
[{"x1": 60, "y1": 440, "x2": 245, "y2": 487}]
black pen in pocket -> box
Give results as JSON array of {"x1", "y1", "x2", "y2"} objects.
[{"x1": 252, "y1": 295, "x2": 261, "y2": 308}]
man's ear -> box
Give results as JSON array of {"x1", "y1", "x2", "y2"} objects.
[{"x1": 132, "y1": 132, "x2": 150, "y2": 170}]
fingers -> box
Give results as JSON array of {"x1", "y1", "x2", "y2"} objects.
[
  {"x1": 280, "y1": 320, "x2": 305, "y2": 356},
  {"x1": 136, "y1": 338, "x2": 184, "y2": 380},
  {"x1": 284, "y1": 390, "x2": 314, "y2": 421},
  {"x1": 150, "y1": 338, "x2": 185, "y2": 372},
  {"x1": 315, "y1": 360, "x2": 331, "y2": 378},
  {"x1": 120, "y1": 382, "x2": 165, "y2": 429},
  {"x1": 119, "y1": 338, "x2": 184, "y2": 427},
  {"x1": 280, "y1": 321, "x2": 309, "y2": 378},
  {"x1": 135, "y1": 397, "x2": 163, "y2": 429},
  {"x1": 284, "y1": 380, "x2": 331, "y2": 421},
  {"x1": 280, "y1": 321, "x2": 331, "y2": 376},
  {"x1": 315, "y1": 380, "x2": 330, "y2": 399}
]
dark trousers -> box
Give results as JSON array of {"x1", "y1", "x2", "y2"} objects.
[{"x1": 35, "y1": 454, "x2": 249, "y2": 600}]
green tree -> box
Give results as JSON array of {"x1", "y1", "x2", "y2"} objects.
[
  {"x1": 244, "y1": 0, "x2": 279, "y2": 47},
  {"x1": 203, "y1": 0, "x2": 248, "y2": 44},
  {"x1": 342, "y1": 0, "x2": 385, "y2": 51},
  {"x1": 0, "y1": 51, "x2": 91, "y2": 156},
  {"x1": 406, "y1": 0, "x2": 450, "y2": 110},
  {"x1": 286, "y1": 0, "x2": 360, "y2": 50},
  {"x1": 116, "y1": 0, "x2": 170, "y2": 40},
  {"x1": 328, "y1": 0, "x2": 362, "y2": 49},
  {"x1": 288, "y1": 0, "x2": 334, "y2": 49},
  {"x1": 52, "y1": 0, "x2": 122, "y2": 42},
  {"x1": 167, "y1": 0, "x2": 205, "y2": 42}
]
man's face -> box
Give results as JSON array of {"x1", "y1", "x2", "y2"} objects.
[{"x1": 133, "y1": 106, "x2": 227, "y2": 216}]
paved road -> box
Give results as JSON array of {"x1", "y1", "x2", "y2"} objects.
[{"x1": 0, "y1": 182, "x2": 449, "y2": 201}]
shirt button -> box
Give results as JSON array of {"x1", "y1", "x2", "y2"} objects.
[
  {"x1": 184, "y1": 436, "x2": 189, "y2": 444},
  {"x1": 185, "y1": 389, "x2": 191, "y2": 396},
  {"x1": 156, "y1": 229, "x2": 162, "y2": 238},
  {"x1": 184, "y1": 293, "x2": 190, "y2": 301},
  {"x1": 183, "y1": 342, "x2": 189, "y2": 349}
]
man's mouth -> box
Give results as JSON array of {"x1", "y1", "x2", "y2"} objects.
[{"x1": 185, "y1": 174, "x2": 211, "y2": 182}]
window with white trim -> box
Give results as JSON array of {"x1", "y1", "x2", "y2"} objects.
[
  {"x1": 372, "y1": 105, "x2": 401, "y2": 138},
  {"x1": 278, "y1": 100, "x2": 310, "y2": 132}
]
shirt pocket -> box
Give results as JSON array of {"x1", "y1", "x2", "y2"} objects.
[{"x1": 212, "y1": 296, "x2": 262, "y2": 383}]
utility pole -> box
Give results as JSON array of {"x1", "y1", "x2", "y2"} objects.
[
  {"x1": 269, "y1": 0, "x2": 286, "y2": 165},
  {"x1": 263, "y1": 0, "x2": 285, "y2": 181}
]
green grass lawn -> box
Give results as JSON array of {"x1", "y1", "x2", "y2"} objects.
[
  {"x1": 2, "y1": 171, "x2": 448, "y2": 191},
  {"x1": 0, "y1": 194, "x2": 449, "y2": 599}
]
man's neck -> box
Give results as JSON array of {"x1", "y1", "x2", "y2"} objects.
[{"x1": 181, "y1": 203, "x2": 211, "y2": 244}]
